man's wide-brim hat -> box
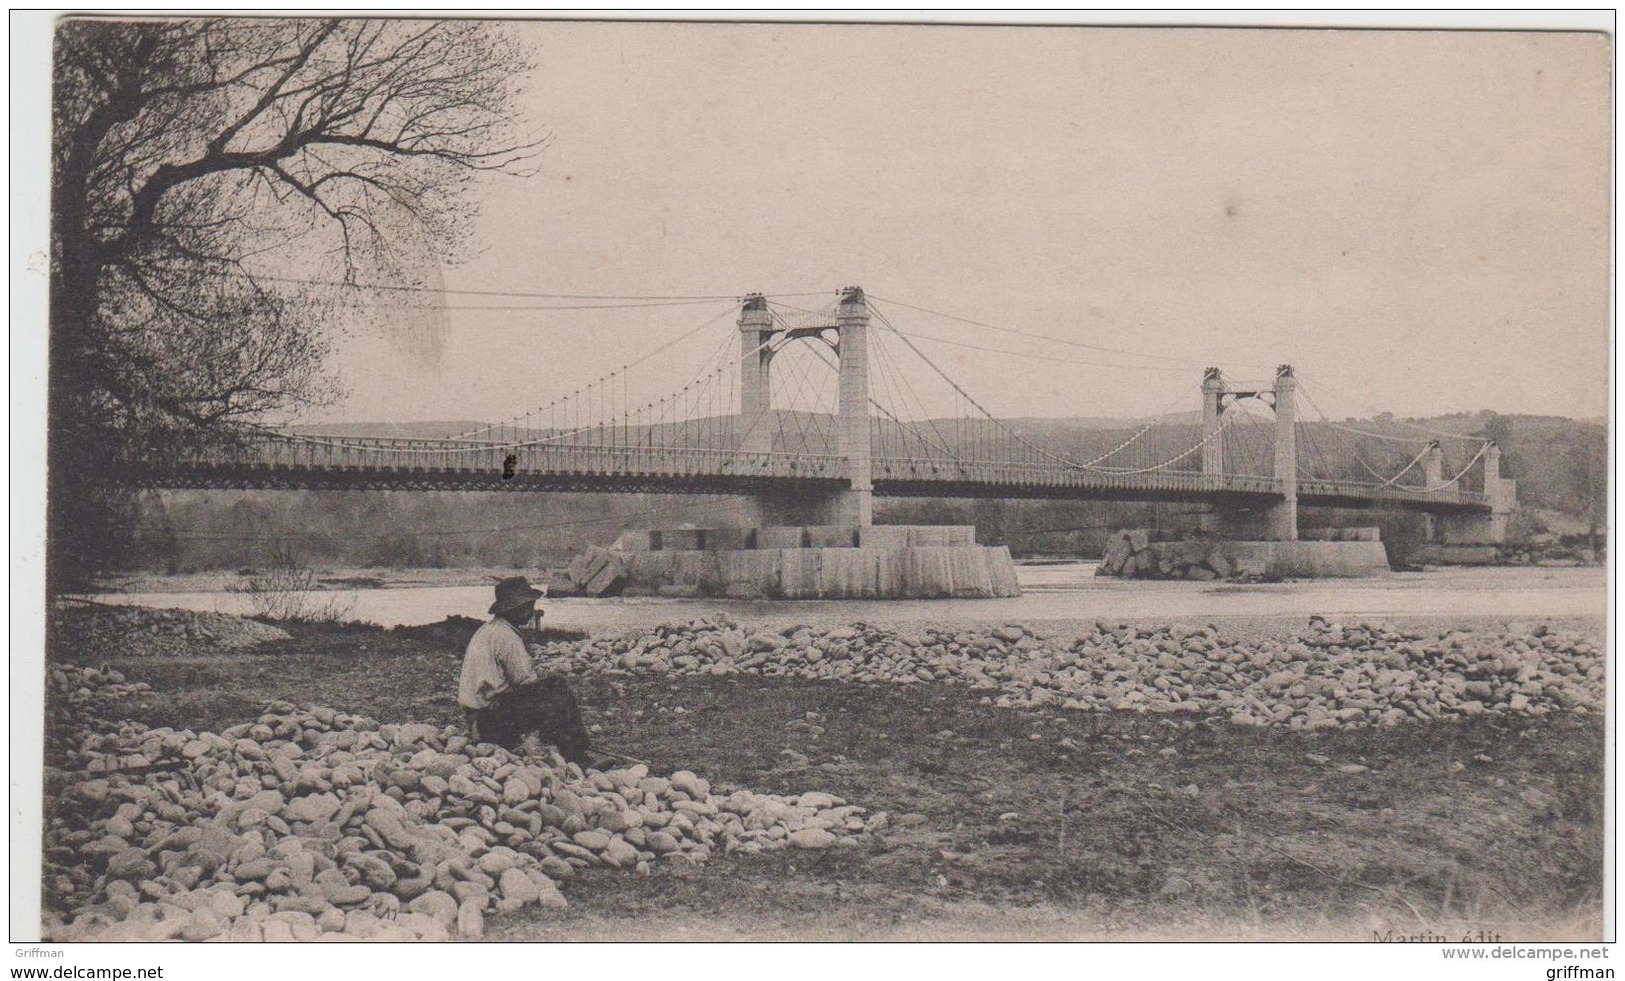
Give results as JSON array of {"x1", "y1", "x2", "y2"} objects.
[{"x1": 489, "y1": 576, "x2": 544, "y2": 615}]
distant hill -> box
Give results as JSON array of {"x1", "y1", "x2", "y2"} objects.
[
  {"x1": 298, "y1": 409, "x2": 1583, "y2": 440},
  {"x1": 995, "y1": 413, "x2": 1203, "y2": 430},
  {"x1": 309, "y1": 414, "x2": 1199, "y2": 437}
]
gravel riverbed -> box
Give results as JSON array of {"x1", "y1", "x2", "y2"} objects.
[
  {"x1": 38, "y1": 600, "x2": 1606, "y2": 941},
  {"x1": 537, "y1": 615, "x2": 1603, "y2": 730}
]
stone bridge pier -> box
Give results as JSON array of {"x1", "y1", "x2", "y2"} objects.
[{"x1": 591, "y1": 285, "x2": 1019, "y2": 599}]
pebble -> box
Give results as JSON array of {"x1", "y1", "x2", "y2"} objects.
[
  {"x1": 644, "y1": 830, "x2": 681, "y2": 855},
  {"x1": 670, "y1": 770, "x2": 710, "y2": 798},
  {"x1": 788, "y1": 828, "x2": 837, "y2": 850},
  {"x1": 407, "y1": 891, "x2": 458, "y2": 927},
  {"x1": 497, "y1": 868, "x2": 541, "y2": 905},
  {"x1": 604, "y1": 838, "x2": 640, "y2": 868},
  {"x1": 456, "y1": 901, "x2": 485, "y2": 941},
  {"x1": 573, "y1": 830, "x2": 612, "y2": 851}
]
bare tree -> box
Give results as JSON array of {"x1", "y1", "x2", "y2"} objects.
[{"x1": 49, "y1": 17, "x2": 543, "y2": 589}]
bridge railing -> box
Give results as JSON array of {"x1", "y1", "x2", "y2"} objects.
[
  {"x1": 1298, "y1": 477, "x2": 1490, "y2": 507},
  {"x1": 875, "y1": 457, "x2": 1492, "y2": 507},
  {"x1": 145, "y1": 435, "x2": 846, "y2": 481},
  {"x1": 126, "y1": 435, "x2": 1490, "y2": 507},
  {"x1": 873, "y1": 456, "x2": 1282, "y2": 495}
]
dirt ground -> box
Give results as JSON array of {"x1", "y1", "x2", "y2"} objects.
[{"x1": 50, "y1": 613, "x2": 1607, "y2": 942}]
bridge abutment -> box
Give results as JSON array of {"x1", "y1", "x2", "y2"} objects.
[{"x1": 1199, "y1": 506, "x2": 1284, "y2": 541}]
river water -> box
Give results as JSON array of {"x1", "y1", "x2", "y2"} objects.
[{"x1": 85, "y1": 563, "x2": 1607, "y2": 633}]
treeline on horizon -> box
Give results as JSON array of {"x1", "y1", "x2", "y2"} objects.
[{"x1": 114, "y1": 412, "x2": 1604, "y2": 575}]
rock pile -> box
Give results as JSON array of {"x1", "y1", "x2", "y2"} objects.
[
  {"x1": 1095, "y1": 530, "x2": 1254, "y2": 581},
  {"x1": 51, "y1": 605, "x2": 291, "y2": 659},
  {"x1": 46, "y1": 665, "x2": 153, "y2": 759},
  {"x1": 1410, "y1": 537, "x2": 1603, "y2": 569},
  {"x1": 43, "y1": 668, "x2": 877, "y2": 942},
  {"x1": 1496, "y1": 538, "x2": 1601, "y2": 567},
  {"x1": 537, "y1": 615, "x2": 1604, "y2": 730}
]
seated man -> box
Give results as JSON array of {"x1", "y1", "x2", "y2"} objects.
[{"x1": 458, "y1": 576, "x2": 590, "y2": 764}]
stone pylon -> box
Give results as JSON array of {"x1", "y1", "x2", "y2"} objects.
[
  {"x1": 1201, "y1": 366, "x2": 1225, "y2": 479},
  {"x1": 735, "y1": 287, "x2": 873, "y2": 527},
  {"x1": 1268, "y1": 364, "x2": 1298, "y2": 541},
  {"x1": 737, "y1": 294, "x2": 775, "y2": 455},
  {"x1": 1199, "y1": 364, "x2": 1298, "y2": 541},
  {"x1": 832, "y1": 286, "x2": 872, "y2": 526}
]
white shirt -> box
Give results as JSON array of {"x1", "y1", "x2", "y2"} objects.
[{"x1": 457, "y1": 618, "x2": 538, "y2": 711}]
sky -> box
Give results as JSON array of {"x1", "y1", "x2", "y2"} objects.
[{"x1": 312, "y1": 21, "x2": 1611, "y2": 428}]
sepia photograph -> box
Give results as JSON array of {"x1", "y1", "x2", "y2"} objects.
[{"x1": 12, "y1": 10, "x2": 1613, "y2": 962}]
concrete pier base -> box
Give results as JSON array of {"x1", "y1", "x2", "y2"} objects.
[
  {"x1": 570, "y1": 525, "x2": 1018, "y2": 599},
  {"x1": 1259, "y1": 540, "x2": 1391, "y2": 578},
  {"x1": 620, "y1": 544, "x2": 1018, "y2": 599}
]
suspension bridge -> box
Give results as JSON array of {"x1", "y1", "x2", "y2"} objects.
[{"x1": 116, "y1": 286, "x2": 1514, "y2": 544}]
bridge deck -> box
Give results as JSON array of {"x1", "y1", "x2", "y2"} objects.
[{"x1": 115, "y1": 435, "x2": 1492, "y2": 513}]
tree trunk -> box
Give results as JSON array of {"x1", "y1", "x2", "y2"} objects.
[{"x1": 47, "y1": 200, "x2": 126, "y2": 593}]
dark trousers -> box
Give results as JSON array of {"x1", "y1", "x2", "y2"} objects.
[{"x1": 474, "y1": 675, "x2": 591, "y2": 764}]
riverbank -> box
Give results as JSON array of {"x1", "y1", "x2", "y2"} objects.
[
  {"x1": 93, "y1": 566, "x2": 536, "y2": 595},
  {"x1": 77, "y1": 563, "x2": 1609, "y2": 631},
  {"x1": 40, "y1": 603, "x2": 1606, "y2": 941}
]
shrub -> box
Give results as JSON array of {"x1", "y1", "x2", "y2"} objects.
[{"x1": 226, "y1": 547, "x2": 355, "y2": 623}]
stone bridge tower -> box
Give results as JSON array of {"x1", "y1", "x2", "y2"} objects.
[
  {"x1": 1200, "y1": 364, "x2": 1299, "y2": 541},
  {"x1": 736, "y1": 286, "x2": 872, "y2": 526}
]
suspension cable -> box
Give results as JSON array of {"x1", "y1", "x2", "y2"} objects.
[
  {"x1": 868, "y1": 293, "x2": 1276, "y2": 370},
  {"x1": 269, "y1": 332, "x2": 746, "y2": 455},
  {"x1": 1297, "y1": 381, "x2": 1489, "y2": 491},
  {"x1": 812, "y1": 332, "x2": 962, "y2": 464},
  {"x1": 1296, "y1": 374, "x2": 1485, "y2": 442},
  {"x1": 871, "y1": 302, "x2": 1227, "y2": 474},
  {"x1": 442, "y1": 300, "x2": 740, "y2": 439}
]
